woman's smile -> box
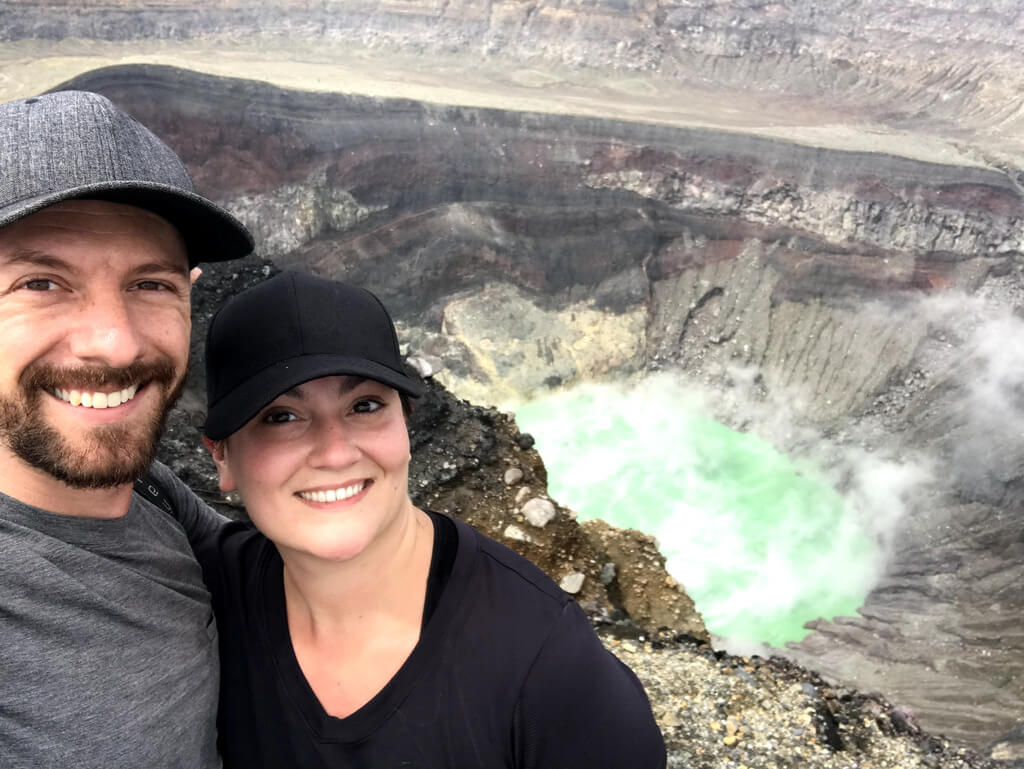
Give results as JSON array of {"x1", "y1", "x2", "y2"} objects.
[{"x1": 296, "y1": 480, "x2": 371, "y2": 505}]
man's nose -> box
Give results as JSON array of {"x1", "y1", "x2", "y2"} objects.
[{"x1": 67, "y1": 292, "x2": 144, "y2": 369}]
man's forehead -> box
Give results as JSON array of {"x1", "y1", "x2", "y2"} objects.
[
  {"x1": 0, "y1": 200, "x2": 188, "y2": 272},
  {"x1": 8, "y1": 200, "x2": 175, "y2": 231}
]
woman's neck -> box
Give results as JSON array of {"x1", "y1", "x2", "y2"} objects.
[
  {"x1": 280, "y1": 504, "x2": 434, "y2": 641},
  {"x1": 278, "y1": 505, "x2": 436, "y2": 719}
]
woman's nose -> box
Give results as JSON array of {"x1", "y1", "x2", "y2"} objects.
[{"x1": 308, "y1": 421, "x2": 361, "y2": 467}]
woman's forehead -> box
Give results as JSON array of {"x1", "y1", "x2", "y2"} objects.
[{"x1": 277, "y1": 375, "x2": 393, "y2": 400}]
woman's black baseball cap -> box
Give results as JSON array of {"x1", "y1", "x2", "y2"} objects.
[{"x1": 204, "y1": 271, "x2": 425, "y2": 440}]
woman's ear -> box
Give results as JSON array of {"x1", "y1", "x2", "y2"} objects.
[{"x1": 202, "y1": 435, "x2": 237, "y2": 493}]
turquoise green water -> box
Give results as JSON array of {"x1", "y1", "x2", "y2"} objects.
[{"x1": 512, "y1": 378, "x2": 878, "y2": 648}]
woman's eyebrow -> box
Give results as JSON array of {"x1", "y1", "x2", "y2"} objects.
[
  {"x1": 279, "y1": 386, "x2": 306, "y2": 400},
  {"x1": 278, "y1": 377, "x2": 371, "y2": 401},
  {"x1": 337, "y1": 377, "x2": 369, "y2": 395}
]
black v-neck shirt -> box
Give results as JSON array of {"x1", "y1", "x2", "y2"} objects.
[
  {"x1": 422, "y1": 510, "x2": 457, "y2": 627},
  {"x1": 262, "y1": 512, "x2": 458, "y2": 743},
  {"x1": 180, "y1": 504, "x2": 665, "y2": 768}
]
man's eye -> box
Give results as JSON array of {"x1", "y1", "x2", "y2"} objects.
[
  {"x1": 134, "y1": 280, "x2": 171, "y2": 291},
  {"x1": 22, "y1": 278, "x2": 59, "y2": 291}
]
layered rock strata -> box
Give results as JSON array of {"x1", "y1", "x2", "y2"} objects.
[{"x1": 7, "y1": 0, "x2": 1024, "y2": 165}]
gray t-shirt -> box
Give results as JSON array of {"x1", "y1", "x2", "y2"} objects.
[{"x1": 0, "y1": 462, "x2": 220, "y2": 769}]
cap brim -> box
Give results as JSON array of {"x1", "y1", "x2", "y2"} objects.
[
  {"x1": 0, "y1": 181, "x2": 253, "y2": 267},
  {"x1": 204, "y1": 354, "x2": 426, "y2": 440}
]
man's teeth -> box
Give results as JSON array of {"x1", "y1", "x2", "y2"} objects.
[
  {"x1": 53, "y1": 385, "x2": 139, "y2": 409},
  {"x1": 298, "y1": 483, "x2": 366, "y2": 503}
]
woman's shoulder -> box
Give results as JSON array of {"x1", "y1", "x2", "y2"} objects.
[{"x1": 449, "y1": 516, "x2": 573, "y2": 612}]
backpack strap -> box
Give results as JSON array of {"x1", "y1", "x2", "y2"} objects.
[{"x1": 133, "y1": 470, "x2": 175, "y2": 515}]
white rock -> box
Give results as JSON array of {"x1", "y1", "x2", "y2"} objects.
[
  {"x1": 514, "y1": 486, "x2": 532, "y2": 505},
  {"x1": 599, "y1": 562, "x2": 617, "y2": 585},
  {"x1": 522, "y1": 497, "x2": 556, "y2": 528},
  {"x1": 503, "y1": 467, "x2": 524, "y2": 485},
  {"x1": 503, "y1": 525, "x2": 532, "y2": 543},
  {"x1": 560, "y1": 572, "x2": 585, "y2": 594},
  {"x1": 406, "y1": 355, "x2": 441, "y2": 378}
]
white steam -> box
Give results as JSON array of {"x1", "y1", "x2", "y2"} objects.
[{"x1": 510, "y1": 370, "x2": 933, "y2": 650}]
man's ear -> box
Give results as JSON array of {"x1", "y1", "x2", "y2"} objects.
[
  {"x1": 202, "y1": 435, "x2": 237, "y2": 493},
  {"x1": 189, "y1": 266, "x2": 203, "y2": 286}
]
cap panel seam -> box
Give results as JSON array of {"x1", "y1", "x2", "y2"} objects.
[{"x1": 288, "y1": 272, "x2": 306, "y2": 353}]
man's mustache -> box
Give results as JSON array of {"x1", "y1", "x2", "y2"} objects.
[{"x1": 20, "y1": 360, "x2": 179, "y2": 392}]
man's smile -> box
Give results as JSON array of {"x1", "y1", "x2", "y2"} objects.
[{"x1": 49, "y1": 384, "x2": 140, "y2": 409}]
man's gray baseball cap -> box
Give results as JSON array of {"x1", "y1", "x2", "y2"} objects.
[{"x1": 0, "y1": 89, "x2": 253, "y2": 266}]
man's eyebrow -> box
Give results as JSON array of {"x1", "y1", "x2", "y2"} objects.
[
  {"x1": 0, "y1": 251, "x2": 187, "y2": 278},
  {"x1": 129, "y1": 260, "x2": 190, "y2": 278},
  {"x1": 0, "y1": 248, "x2": 74, "y2": 271}
]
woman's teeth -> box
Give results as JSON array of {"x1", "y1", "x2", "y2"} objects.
[
  {"x1": 299, "y1": 483, "x2": 366, "y2": 503},
  {"x1": 52, "y1": 385, "x2": 139, "y2": 409}
]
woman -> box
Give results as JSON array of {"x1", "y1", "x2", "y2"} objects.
[{"x1": 168, "y1": 270, "x2": 666, "y2": 767}]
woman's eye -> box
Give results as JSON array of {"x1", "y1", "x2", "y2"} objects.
[
  {"x1": 352, "y1": 399, "x2": 383, "y2": 414},
  {"x1": 263, "y1": 411, "x2": 298, "y2": 424}
]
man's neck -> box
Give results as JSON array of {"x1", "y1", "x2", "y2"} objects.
[{"x1": 0, "y1": 451, "x2": 134, "y2": 518}]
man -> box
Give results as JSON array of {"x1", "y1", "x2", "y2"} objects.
[{"x1": 0, "y1": 90, "x2": 253, "y2": 768}]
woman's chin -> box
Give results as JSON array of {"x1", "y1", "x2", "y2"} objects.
[{"x1": 279, "y1": 536, "x2": 371, "y2": 564}]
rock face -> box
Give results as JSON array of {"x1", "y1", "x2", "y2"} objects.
[
  {"x1": 52, "y1": 62, "x2": 1024, "y2": 750},
  {"x1": 584, "y1": 519, "x2": 706, "y2": 636}
]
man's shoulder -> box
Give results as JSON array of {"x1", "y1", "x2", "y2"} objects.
[
  {"x1": 134, "y1": 461, "x2": 243, "y2": 550},
  {"x1": 139, "y1": 461, "x2": 223, "y2": 522},
  {"x1": 143, "y1": 460, "x2": 196, "y2": 501}
]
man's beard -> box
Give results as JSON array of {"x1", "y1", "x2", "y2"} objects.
[{"x1": 0, "y1": 360, "x2": 185, "y2": 489}]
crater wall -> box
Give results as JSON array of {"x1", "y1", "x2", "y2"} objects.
[{"x1": 7, "y1": 0, "x2": 1024, "y2": 170}]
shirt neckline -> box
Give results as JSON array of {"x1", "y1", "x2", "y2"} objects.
[{"x1": 260, "y1": 513, "x2": 476, "y2": 742}]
